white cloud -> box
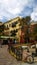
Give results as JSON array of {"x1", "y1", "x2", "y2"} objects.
[
  {"x1": 31, "y1": 6, "x2": 37, "y2": 21},
  {"x1": 0, "y1": 16, "x2": 3, "y2": 20},
  {"x1": 0, "y1": 0, "x2": 37, "y2": 21}
]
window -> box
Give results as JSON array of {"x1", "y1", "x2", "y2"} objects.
[
  {"x1": 15, "y1": 21, "x2": 18, "y2": 24},
  {"x1": 7, "y1": 25, "x2": 8, "y2": 28},
  {"x1": 12, "y1": 21, "x2": 18, "y2": 27},
  {"x1": 12, "y1": 23, "x2": 16, "y2": 27},
  {"x1": 9, "y1": 24, "x2": 11, "y2": 27},
  {"x1": 6, "y1": 25, "x2": 9, "y2": 29},
  {"x1": 11, "y1": 30, "x2": 16, "y2": 36},
  {"x1": 15, "y1": 29, "x2": 18, "y2": 32}
]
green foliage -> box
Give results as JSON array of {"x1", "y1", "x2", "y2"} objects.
[{"x1": 20, "y1": 16, "x2": 31, "y2": 43}]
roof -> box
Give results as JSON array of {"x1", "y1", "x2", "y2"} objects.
[
  {"x1": 4, "y1": 17, "x2": 21, "y2": 24},
  {"x1": 30, "y1": 22, "x2": 37, "y2": 25}
]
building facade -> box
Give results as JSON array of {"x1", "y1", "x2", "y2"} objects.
[
  {"x1": 3, "y1": 17, "x2": 22, "y2": 42},
  {"x1": 0, "y1": 17, "x2": 37, "y2": 43},
  {"x1": 0, "y1": 22, "x2": 3, "y2": 35}
]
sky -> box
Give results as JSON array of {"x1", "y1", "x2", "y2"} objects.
[{"x1": 0, "y1": 0, "x2": 37, "y2": 22}]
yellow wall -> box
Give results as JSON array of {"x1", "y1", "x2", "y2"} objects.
[{"x1": 4, "y1": 17, "x2": 21, "y2": 41}]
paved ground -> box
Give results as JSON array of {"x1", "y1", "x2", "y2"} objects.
[{"x1": 0, "y1": 45, "x2": 37, "y2": 65}]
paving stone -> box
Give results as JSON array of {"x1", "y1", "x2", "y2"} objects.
[{"x1": 0, "y1": 45, "x2": 37, "y2": 65}]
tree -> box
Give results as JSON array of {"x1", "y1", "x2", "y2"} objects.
[
  {"x1": 20, "y1": 16, "x2": 31, "y2": 43},
  {"x1": 24, "y1": 16, "x2": 31, "y2": 43}
]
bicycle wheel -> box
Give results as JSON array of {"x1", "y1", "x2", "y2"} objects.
[{"x1": 27, "y1": 55, "x2": 34, "y2": 64}]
